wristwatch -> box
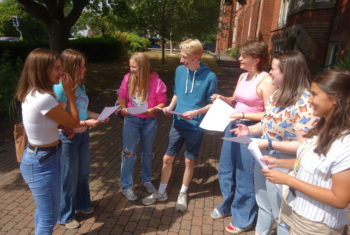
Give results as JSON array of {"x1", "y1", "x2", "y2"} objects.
[{"x1": 267, "y1": 139, "x2": 273, "y2": 150}]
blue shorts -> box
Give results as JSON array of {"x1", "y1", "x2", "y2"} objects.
[{"x1": 165, "y1": 124, "x2": 204, "y2": 160}]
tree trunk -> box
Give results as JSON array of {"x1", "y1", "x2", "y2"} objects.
[
  {"x1": 48, "y1": 22, "x2": 70, "y2": 52},
  {"x1": 161, "y1": 36, "x2": 165, "y2": 65}
]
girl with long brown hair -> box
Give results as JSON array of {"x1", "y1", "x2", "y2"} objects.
[
  {"x1": 17, "y1": 48, "x2": 80, "y2": 235},
  {"x1": 118, "y1": 52, "x2": 167, "y2": 201},
  {"x1": 262, "y1": 70, "x2": 350, "y2": 234}
]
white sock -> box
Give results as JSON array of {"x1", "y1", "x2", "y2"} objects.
[
  {"x1": 180, "y1": 185, "x2": 188, "y2": 193},
  {"x1": 158, "y1": 183, "x2": 167, "y2": 195}
]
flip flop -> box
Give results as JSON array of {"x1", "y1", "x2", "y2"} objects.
[{"x1": 210, "y1": 208, "x2": 224, "y2": 219}]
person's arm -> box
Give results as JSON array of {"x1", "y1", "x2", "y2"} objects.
[
  {"x1": 163, "y1": 95, "x2": 177, "y2": 114},
  {"x1": 263, "y1": 168, "x2": 350, "y2": 209},
  {"x1": 231, "y1": 122, "x2": 263, "y2": 136},
  {"x1": 256, "y1": 130, "x2": 308, "y2": 154},
  {"x1": 211, "y1": 94, "x2": 236, "y2": 105},
  {"x1": 230, "y1": 112, "x2": 264, "y2": 122},
  {"x1": 260, "y1": 156, "x2": 296, "y2": 170},
  {"x1": 118, "y1": 97, "x2": 128, "y2": 116}
]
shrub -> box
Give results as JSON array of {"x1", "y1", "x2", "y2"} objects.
[
  {"x1": 0, "y1": 50, "x2": 22, "y2": 119},
  {"x1": 68, "y1": 37, "x2": 124, "y2": 62},
  {"x1": 113, "y1": 32, "x2": 150, "y2": 52},
  {"x1": 227, "y1": 47, "x2": 240, "y2": 60},
  {"x1": 334, "y1": 56, "x2": 350, "y2": 71}
]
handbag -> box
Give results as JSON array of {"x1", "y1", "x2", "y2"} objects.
[{"x1": 13, "y1": 123, "x2": 27, "y2": 162}]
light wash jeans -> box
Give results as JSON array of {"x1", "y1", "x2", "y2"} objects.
[
  {"x1": 120, "y1": 116, "x2": 157, "y2": 190},
  {"x1": 254, "y1": 149, "x2": 293, "y2": 235},
  {"x1": 58, "y1": 130, "x2": 91, "y2": 224},
  {"x1": 217, "y1": 120, "x2": 257, "y2": 229},
  {"x1": 20, "y1": 146, "x2": 61, "y2": 235}
]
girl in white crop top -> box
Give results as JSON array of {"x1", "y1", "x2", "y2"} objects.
[{"x1": 16, "y1": 48, "x2": 81, "y2": 235}]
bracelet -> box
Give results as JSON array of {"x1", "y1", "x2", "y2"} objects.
[{"x1": 242, "y1": 112, "x2": 245, "y2": 119}]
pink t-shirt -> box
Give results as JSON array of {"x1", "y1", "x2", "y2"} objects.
[
  {"x1": 118, "y1": 72, "x2": 167, "y2": 118},
  {"x1": 233, "y1": 71, "x2": 268, "y2": 113}
]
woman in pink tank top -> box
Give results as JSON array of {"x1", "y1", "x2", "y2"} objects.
[{"x1": 210, "y1": 40, "x2": 277, "y2": 234}]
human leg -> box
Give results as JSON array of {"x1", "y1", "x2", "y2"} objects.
[
  {"x1": 20, "y1": 147, "x2": 61, "y2": 235},
  {"x1": 75, "y1": 130, "x2": 92, "y2": 211},
  {"x1": 230, "y1": 120, "x2": 257, "y2": 229},
  {"x1": 140, "y1": 118, "x2": 157, "y2": 185},
  {"x1": 216, "y1": 122, "x2": 236, "y2": 216},
  {"x1": 58, "y1": 132, "x2": 79, "y2": 224},
  {"x1": 120, "y1": 116, "x2": 141, "y2": 191}
]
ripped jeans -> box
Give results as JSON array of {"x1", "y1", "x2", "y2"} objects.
[{"x1": 120, "y1": 115, "x2": 157, "y2": 190}]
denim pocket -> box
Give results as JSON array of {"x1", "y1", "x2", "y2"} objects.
[{"x1": 20, "y1": 161, "x2": 34, "y2": 183}]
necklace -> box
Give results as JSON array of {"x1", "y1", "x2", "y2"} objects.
[{"x1": 293, "y1": 137, "x2": 317, "y2": 176}]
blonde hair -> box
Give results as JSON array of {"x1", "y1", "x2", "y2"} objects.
[
  {"x1": 16, "y1": 48, "x2": 59, "y2": 102},
  {"x1": 60, "y1": 49, "x2": 86, "y2": 88},
  {"x1": 128, "y1": 52, "x2": 152, "y2": 102},
  {"x1": 179, "y1": 39, "x2": 203, "y2": 57}
]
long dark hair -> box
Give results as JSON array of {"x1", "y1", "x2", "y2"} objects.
[
  {"x1": 305, "y1": 70, "x2": 350, "y2": 155},
  {"x1": 273, "y1": 51, "x2": 310, "y2": 107},
  {"x1": 16, "y1": 48, "x2": 59, "y2": 102}
]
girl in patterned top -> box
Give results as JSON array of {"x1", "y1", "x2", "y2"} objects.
[
  {"x1": 233, "y1": 51, "x2": 316, "y2": 235},
  {"x1": 262, "y1": 70, "x2": 350, "y2": 235}
]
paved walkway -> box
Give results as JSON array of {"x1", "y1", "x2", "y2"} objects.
[{"x1": 0, "y1": 60, "x2": 348, "y2": 235}]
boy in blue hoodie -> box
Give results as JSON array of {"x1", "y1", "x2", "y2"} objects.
[{"x1": 142, "y1": 39, "x2": 217, "y2": 211}]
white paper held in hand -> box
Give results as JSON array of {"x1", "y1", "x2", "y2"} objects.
[
  {"x1": 97, "y1": 105, "x2": 120, "y2": 121},
  {"x1": 200, "y1": 98, "x2": 236, "y2": 132},
  {"x1": 127, "y1": 103, "x2": 148, "y2": 115}
]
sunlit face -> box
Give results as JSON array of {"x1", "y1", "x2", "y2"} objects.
[
  {"x1": 309, "y1": 82, "x2": 336, "y2": 119},
  {"x1": 238, "y1": 54, "x2": 259, "y2": 72},
  {"x1": 180, "y1": 50, "x2": 199, "y2": 70},
  {"x1": 48, "y1": 59, "x2": 63, "y2": 85},
  {"x1": 269, "y1": 58, "x2": 284, "y2": 87},
  {"x1": 129, "y1": 59, "x2": 139, "y2": 75}
]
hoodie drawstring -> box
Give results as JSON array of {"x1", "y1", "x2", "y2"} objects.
[{"x1": 185, "y1": 69, "x2": 197, "y2": 94}]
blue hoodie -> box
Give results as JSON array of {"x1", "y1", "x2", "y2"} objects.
[{"x1": 173, "y1": 62, "x2": 217, "y2": 131}]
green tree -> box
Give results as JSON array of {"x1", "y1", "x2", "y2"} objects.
[{"x1": 16, "y1": 0, "x2": 90, "y2": 52}]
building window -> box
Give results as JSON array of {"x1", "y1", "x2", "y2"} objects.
[
  {"x1": 278, "y1": 0, "x2": 290, "y2": 27},
  {"x1": 326, "y1": 42, "x2": 339, "y2": 69}
]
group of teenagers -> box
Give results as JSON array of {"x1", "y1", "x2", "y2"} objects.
[{"x1": 15, "y1": 38, "x2": 350, "y2": 235}]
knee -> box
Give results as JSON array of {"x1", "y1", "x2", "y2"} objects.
[
  {"x1": 184, "y1": 158, "x2": 195, "y2": 168},
  {"x1": 163, "y1": 155, "x2": 174, "y2": 166},
  {"x1": 122, "y1": 149, "x2": 136, "y2": 158}
]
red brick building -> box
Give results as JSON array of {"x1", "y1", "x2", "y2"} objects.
[{"x1": 216, "y1": 0, "x2": 350, "y2": 72}]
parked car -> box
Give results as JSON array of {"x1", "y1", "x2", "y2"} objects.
[{"x1": 0, "y1": 36, "x2": 20, "y2": 41}]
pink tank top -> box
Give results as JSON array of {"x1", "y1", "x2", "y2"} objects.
[{"x1": 233, "y1": 71, "x2": 268, "y2": 113}]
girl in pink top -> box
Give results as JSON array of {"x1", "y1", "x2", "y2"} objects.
[
  {"x1": 118, "y1": 52, "x2": 167, "y2": 201},
  {"x1": 210, "y1": 40, "x2": 276, "y2": 234}
]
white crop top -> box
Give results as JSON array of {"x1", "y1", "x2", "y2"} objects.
[{"x1": 22, "y1": 90, "x2": 59, "y2": 145}]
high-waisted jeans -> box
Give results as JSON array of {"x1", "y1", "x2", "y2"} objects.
[{"x1": 20, "y1": 145, "x2": 61, "y2": 235}]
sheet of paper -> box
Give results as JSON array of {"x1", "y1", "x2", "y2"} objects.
[
  {"x1": 247, "y1": 141, "x2": 268, "y2": 169},
  {"x1": 97, "y1": 105, "x2": 120, "y2": 121},
  {"x1": 127, "y1": 103, "x2": 148, "y2": 115},
  {"x1": 222, "y1": 136, "x2": 252, "y2": 145},
  {"x1": 199, "y1": 98, "x2": 236, "y2": 132},
  {"x1": 156, "y1": 107, "x2": 183, "y2": 116}
]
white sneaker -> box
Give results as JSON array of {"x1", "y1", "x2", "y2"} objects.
[
  {"x1": 65, "y1": 219, "x2": 80, "y2": 229},
  {"x1": 175, "y1": 192, "x2": 188, "y2": 212},
  {"x1": 122, "y1": 188, "x2": 138, "y2": 201},
  {"x1": 142, "y1": 192, "x2": 168, "y2": 206},
  {"x1": 143, "y1": 182, "x2": 157, "y2": 193}
]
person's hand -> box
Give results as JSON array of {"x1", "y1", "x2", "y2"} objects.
[
  {"x1": 163, "y1": 106, "x2": 172, "y2": 116},
  {"x1": 143, "y1": 108, "x2": 156, "y2": 117},
  {"x1": 230, "y1": 113, "x2": 243, "y2": 122},
  {"x1": 120, "y1": 108, "x2": 128, "y2": 116},
  {"x1": 59, "y1": 125, "x2": 75, "y2": 139},
  {"x1": 61, "y1": 72, "x2": 74, "y2": 95},
  {"x1": 261, "y1": 156, "x2": 279, "y2": 168},
  {"x1": 211, "y1": 94, "x2": 222, "y2": 101},
  {"x1": 84, "y1": 119, "x2": 100, "y2": 128},
  {"x1": 101, "y1": 117, "x2": 110, "y2": 123},
  {"x1": 181, "y1": 110, "x2": 198, "y2": 120},
  {"x1": 262, "y1": 169, "x2": 289, "y2": 184},
  {"x1": 230, "y1": 123, "x2": 249, "y2": 136},
  {"x1": 255, "y1": 139, "x2": 268, "y2": 150}
]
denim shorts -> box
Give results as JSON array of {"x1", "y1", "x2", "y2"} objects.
[{"x1": 165, "y1": 124, "x2": 203, "y2": 160}]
